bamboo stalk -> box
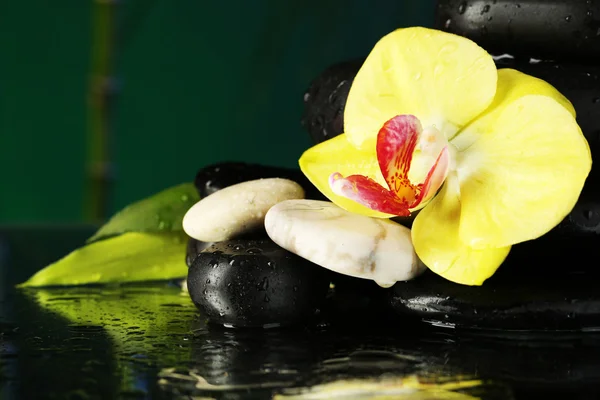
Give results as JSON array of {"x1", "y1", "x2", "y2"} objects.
[{"x1": 85, "y1": 0, "x2": 117, "y2": 223}]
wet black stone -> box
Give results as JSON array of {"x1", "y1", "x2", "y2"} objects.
[
  {"x1": 187, "y1": 238, "x2": 332, "y2": 328},
  {"x1": 185, "y1": 230, "x2": 269, "y2": 268},
  {"x1": 435, "y1": 0, "x2": 600, "y2": 63},
  {"x1": 193, "y1": 161, "x2": 326, "y2": 201},
  {"x1": 301, "y1": 59, "x2": 364, "y2": 144},
  {"x1": 389, "y1": 236, "x2": 600, "y2": 331}
]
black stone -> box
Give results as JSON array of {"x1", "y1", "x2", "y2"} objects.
[
  {"x1": 389, "y1": 236, "x2": 600, "y2": 331},
  {"x1": 187, "y1": 238, "x2": 331, "y2": 328},
  {"x1": 193, "y1": 161, "x2": 326, "y2": 201},
  {"x1": 435, "y1": 0, "x2": 600, "y2": 63},
  {"x1": 185, "y1": 231, "x2": 269, "y2": 268},
  {"x1": 301, "y1": 59, "x2": 364, "y2": 144}
]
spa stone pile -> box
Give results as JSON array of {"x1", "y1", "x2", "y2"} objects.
[{"x1": 184, "y1": 0, "x2": 600, "y2": 330}]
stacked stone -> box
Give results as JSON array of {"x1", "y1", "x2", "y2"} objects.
[{"x1": 184, "y1": 0, "x2": 600, "y2": 330}]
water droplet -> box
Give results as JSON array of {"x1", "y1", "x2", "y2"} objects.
[
  {"x1": 202, "y1": 289, "x2": 207, "y2": 295},
  {"x1": 234, "y1": 244, "x2": 243, "y2": 251},
  {"x1": 263, "y1": 294, "x2": 270, "y2": 303},
  {"x1": 444, "y1": 18, "x2": 451, "y2": 29},
  {"x1": 267, "y1": 261, "x2": 275, "y2": 268},
  {"x1": 487, "y1": 16, "x2": 493, "y2": 21},
  {"x1": 205, "y1": 279, "x2": 211, "y2": 284},
  {"x1": 181, "y1": 194, "x2": 189, "y2": 202},
  {"x1": 565, "y1": 15, "x2": 572, "y2": 22},
  {"x1": 293, "y1": 286, "x2": 298, "y2": 292},
  {"x1": 247, "y1": 248, "x2": 262, "y2": 255},
  {"x1": 481, "y1": 4, "x2": 490, "y2": 14},
  {"x1": 219, "y1": 312, "x2": 225, "y2": 317},
  {"x1": 209, "y1": 260, "x2": 219, "y2": 268},
  {"x1": 158, "y1": 221, "x2": 167, "y2": 230},
  {"x1": 593, "y1": 97, "x2": 600, "y2": 103},
  {"x1": 458, "y1": 1, "x2": 466, "y2": 14},
  {"x1": 257, "y1": 277, "x2": 269, "y2": 291}
]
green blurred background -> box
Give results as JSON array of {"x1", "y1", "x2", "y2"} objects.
[{"x1": 0, "y1": 0, "x2": 435, "y2": 224}]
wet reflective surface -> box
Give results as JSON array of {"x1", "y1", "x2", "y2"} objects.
[
  {"x1": 2, "y1": 228, "x2": 600, "y2": 399},
  {"x1": 2, "y1": 284, "x2": 600, "y2": 399}
]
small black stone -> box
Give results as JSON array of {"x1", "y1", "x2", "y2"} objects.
[
  {"x1": 435, "y1": 0, "x2": 600, "y2": 63},
  {"x1": 301, "y1": 59, "x2": 364, "y2": 144},
  {"x1": 187, "y1": 238, "x2": 332, "y2": 328},
  {"x1": 193, "y1": 161, "x2": 326, "y2": 201},
  {"x1": 389, "y1": 236, "x2": 600, "y2": 331}
]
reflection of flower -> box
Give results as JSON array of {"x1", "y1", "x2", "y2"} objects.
[{"x1": 300, "y1": 27, "x2": 591, "y2": 285}]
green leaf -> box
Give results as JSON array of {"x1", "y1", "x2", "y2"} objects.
[
  {"x1": 87, "y1": 183, "x2": 200, "y2": 243},
  {"x1": 18, "y1": 232, "x2": 188, "y2": 288}
]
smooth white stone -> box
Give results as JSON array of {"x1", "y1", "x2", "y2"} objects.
[
  {"x1": 265, "y1": 199, "x2": 424, "y2": 287},
  {"x1": 183, "y1": 178, "x2": 304, "y2": 242}
]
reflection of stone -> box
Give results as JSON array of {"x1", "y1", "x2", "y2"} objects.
[
  {"x1": 265, "y1": 200, "x2": 424, "y2": 288},
  {"x1": 389, "y1": 235, "x2": 600, "y2": 330}
]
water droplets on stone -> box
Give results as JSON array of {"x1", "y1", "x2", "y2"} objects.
[
  {"x1": 257, "y1": 277, "x2": 269, "y2": 291},
  {"x1": 458, "y1": 1, "x2": 467, "y2": 15}
]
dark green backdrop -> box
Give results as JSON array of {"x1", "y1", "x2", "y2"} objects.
[{"x1": 0, "y1": 0, "x2": 435, "y2": 224}]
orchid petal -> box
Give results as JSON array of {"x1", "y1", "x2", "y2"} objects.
[
  {"x1": 299, "y1": 134, "x2": 393, "y2": 218},
  {"x1": 453, "y1": 69, "x2": 591, "y2": 248},
  {"x1": 457, "y1": 95, "x2": 591, "y2": 249},
  {"x1": 329, "y1": 173, "x2": 411, "y2": 216},
  {"x1": 344, "y1": 27, "x2": 497, "y2": 150},
  {"x1": 412, "y1": 174, "x2": 511, "y2": 286},
  {"x1": 413, "y1": 145, "x2": 450, "y2": 207},
  {"x1": 376, "y1": 114, "x2": 421, "y2": 203}
]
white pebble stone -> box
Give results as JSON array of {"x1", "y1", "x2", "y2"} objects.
[
  {"x1": 183, "y1": 178, "x2": 304, "y2": 242},
  {"x1": 265, "y1": 199, "x2": 424, "y2": 287}
]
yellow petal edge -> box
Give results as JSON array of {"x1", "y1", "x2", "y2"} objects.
[
  {"x1": 344, "y1": 26, "x2": 497, "y2": 150},
  {"x1": 455, "y1": 69, "x2": 591, "y2": 249}
]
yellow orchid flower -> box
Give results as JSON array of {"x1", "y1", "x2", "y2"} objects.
[{"x1": 299, "y1": 27, "x2": 591, "y2": 286}]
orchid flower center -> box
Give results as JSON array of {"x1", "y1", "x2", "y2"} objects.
[{"x1": 329, "y1": 115, "x2": 451, "y2": 217}]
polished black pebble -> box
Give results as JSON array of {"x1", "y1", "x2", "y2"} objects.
[
  {"x1": 301, "y1": 59, "x2": 364, "y2": 144},
  {"x1": 193, "y1": 161, "x2": 326, "y2": 201},
  {"x1": 435, "y1": 0, "x2": 600, "y2": 63},
  {"x1": 389, "y1": 236, "x2": 600, "y2": 331},
  {"x1": 187, "y1": 238, "x2": 332, "y2": 328}
]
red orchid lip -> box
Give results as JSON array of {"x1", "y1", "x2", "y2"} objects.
[{"x1": 329, "y1": 115, "x2": 450, "y2": 217}]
